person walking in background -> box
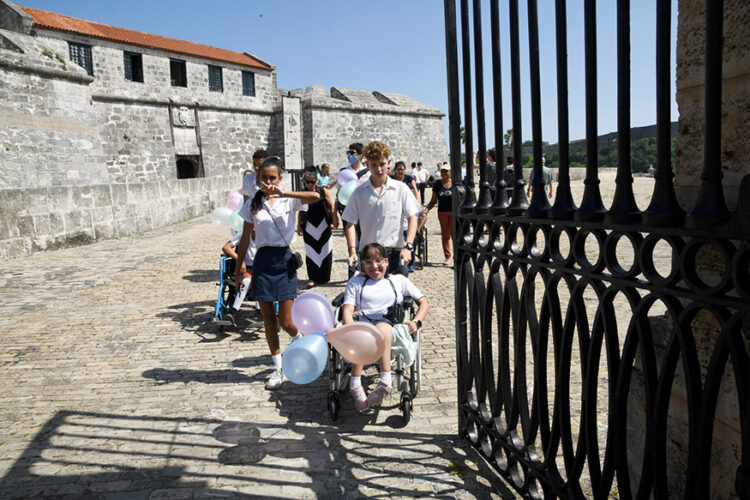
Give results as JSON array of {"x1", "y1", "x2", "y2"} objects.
[
  {"x1": 317, "y1": 163, "x2": 332, "y2": 189},
  {"x1": 391, "y1": 160, "x2": 419, "y2": 201},
  {"x1": 422, "y1": 164, "x2": 454, "y2": 266},
  {"x1": 234, "y1": 157, "x2": 320, "y2": 390},
  {"x1": 526, "y1": 155, "x2": 553, "y2": 198},
  {"x1": 342, "y1": 141, "x2": 421, "y2": 277},
  {"x1": 298, "y1": 170, "x2": 338, "y2": 289},
  {"x1": 413, "y1": 162, "x2": 429, "y2": 205}
]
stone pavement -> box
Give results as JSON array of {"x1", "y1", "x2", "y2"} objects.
[{"x1": 0, "y1": 208, "x2": 516, "y2": 498}]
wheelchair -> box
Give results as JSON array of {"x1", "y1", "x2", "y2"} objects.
[
  {"x1": 413, "y1": 224, "x2": 428, "y2": 270},
  {"x1": 212, "y1": 255, "x2": 263, "y2": 332},
  {"x1": 326, "y1": 293, "x2": 422, "y2": 424}
]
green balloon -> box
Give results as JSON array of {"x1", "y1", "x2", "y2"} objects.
[
  {"x1": 229, "y1": 212, "x2": 244, "y2": 232},
  {"x1": 337, "y1": 181, "x2": 358, "y2": 206}
]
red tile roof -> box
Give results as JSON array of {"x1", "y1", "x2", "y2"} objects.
[{"x1": 21, "y1": 6, "x2": 272, "y2": 71}]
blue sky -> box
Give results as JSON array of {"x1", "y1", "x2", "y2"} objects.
[{"x1": 18, "y1": 0, "x2": 678, "y2": 149}]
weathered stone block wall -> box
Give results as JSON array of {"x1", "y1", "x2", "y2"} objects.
[
  {"x1": 198, "y1": 108, "x2": 274, "y2": 177},
  {"x1": 675, "y1": 0, "x2": 750, "y2": 210},
  {"x1": 95, "y1": 101, "x2": 174, "y2": 183},
  {"x1": 301, "y1": 86, "x2": 448, "y2": 169},
  {"x1": 0, "y1": 176, "x2": 237, "y2": 260},
  {"x1": 0, "y1": 29, "x2": 108, "y2": 189}
]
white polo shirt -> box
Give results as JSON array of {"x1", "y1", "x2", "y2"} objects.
[
  {"x1": 240, "y1": 172, "x2": 258, "y2": 198},
  {"x1": 343, "y1": 274, "x2": 424, "y2": 318},
  {"x1": 341, "y1": 176, "x2": 421, "y2": 250},
  {"x1": 237, "y1": 196, "x2": 307, "y2": 249}
]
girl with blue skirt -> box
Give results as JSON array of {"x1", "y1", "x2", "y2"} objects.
[{"x1": 234, "y1": 157, "x2": 320, "y2": 389}]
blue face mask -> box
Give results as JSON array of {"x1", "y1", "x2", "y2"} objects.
[{"x1": 348, "y1": 154, "x2": 359, "y2": 165}]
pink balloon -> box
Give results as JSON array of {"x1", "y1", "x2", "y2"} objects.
[
  {"x1": 291, "y1": 291, "x2": 335, "y2": 335},
  {"x1": 326, "y1": 323, "x2": 385, "y2": 365},
  {"x1": 336, "y1": 169, "x2": 357, "y2": 187},
  {"x1": 227, "y1": 191, "x2": 243, "y2": 211}
]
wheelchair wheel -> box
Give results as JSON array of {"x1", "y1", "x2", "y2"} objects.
[
  {"x1": 400, "y1": 394, "x2": 413, "y2": 424},
  {"x1": 409, "y1": 330, "x2": 421, "y2": 397},
  {"x1": 327, "y1": 391, "x2": 340, "y2": 420}
]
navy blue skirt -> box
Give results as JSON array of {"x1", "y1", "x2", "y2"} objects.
[{"x1": 251, "y1": 246, "x2": 298, "y2": 302}]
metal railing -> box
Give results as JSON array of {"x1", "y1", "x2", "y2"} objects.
[{"x1": 444, "y1": 0, "x2": 749, "y2": 497}]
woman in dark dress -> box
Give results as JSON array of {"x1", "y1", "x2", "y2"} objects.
[{"x1": 298, "y1": 170, "x2": 338, "y2": 288}]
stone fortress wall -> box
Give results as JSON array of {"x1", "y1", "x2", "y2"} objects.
[
  {"x1": 300, "y1": 85, "x2": 448, "y2": 170},
  {"x1": 0, "y1": 1, "x2": 447, "y2": 260}
]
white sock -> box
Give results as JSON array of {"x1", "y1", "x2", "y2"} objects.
[
  {"x1": 271, "y1": 354, "x2": 282, "y2": 370},
  {"x1": 232, "y1": 278, "x2": 251, "y2": 310},
  {"x1": 350, "y1": 376, "x2": 362, "y2": 389},
  {"x1": 379, "y1": 371, "x2": 392, "y2": 387}
]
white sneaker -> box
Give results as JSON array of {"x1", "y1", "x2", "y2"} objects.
[
  {"x1": 265, "y1": 369, "x2": 285, "y2": 390},
  {"x1": 290, "y1": 332, "x2": 303, "y2": 343}
]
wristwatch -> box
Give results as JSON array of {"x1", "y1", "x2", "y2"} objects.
[
  {"x1": 415, "y1": 320, "x2": 422, "y2": 329},
  {"x1": 404, "y1": 242, "x2": 415, "y2": 252}
]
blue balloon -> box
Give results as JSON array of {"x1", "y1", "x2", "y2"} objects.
[{"x1": 282, "y1": 332, "x2": 328, "y2": 385}]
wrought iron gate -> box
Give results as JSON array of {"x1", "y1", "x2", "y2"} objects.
[{"x1": 444, "y1": 0, "x2": 749, "y2": 497}]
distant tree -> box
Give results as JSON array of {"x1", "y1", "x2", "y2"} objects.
[
  {"x1": 504, "y1": 128, "x2": 513, "y2": 152},
  {"x1": 460, "y1": 125, "x2": 466, "y2": 144}
]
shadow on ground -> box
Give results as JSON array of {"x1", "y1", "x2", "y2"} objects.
[
  {"x1": 157, "y1": 299, "x2": 262, "y2": 343},
  {"x1": 0, "y1": 410, "x2": 514, "y2": 498}
]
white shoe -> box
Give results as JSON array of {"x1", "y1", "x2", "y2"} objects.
[
  {"x1": 265, "y1": 368, "x2": 285, "y2": 390},
  {"x1": 290, "y1": 332, "x2": 303, "y2": 343}
]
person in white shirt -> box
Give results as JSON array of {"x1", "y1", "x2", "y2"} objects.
[
  {"x1": 240, "y1": 149, "x2": 268, "y2": 202},
  {"x1": 234, "y1": 156, "x2": 320, "y2": 390},
  {"x1": 342, "y1": 242, "x2": 429, "y2": 410},
  {"x1": 413, "y1": 162, "x2": 429, "y2": 205},
  {"x1": 341, "y1": 141, "x2": 422, "y2": 277}
]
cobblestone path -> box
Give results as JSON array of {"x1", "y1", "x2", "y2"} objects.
[{"x1": 0, "y1": 210, "x2": 515, "y2": 498}]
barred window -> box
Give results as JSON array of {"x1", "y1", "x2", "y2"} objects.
[
  {"x1": 123, "y1": 51, "x2": 143, "y2": 82},
  {"x1": 242, "y1": 71, "x2": 255, "y2": 96},
  {"x1": 68, "y1": 42, "x2": 93, "y2": 76},
  {"x1": 208, "y1": 65, "x2": 223, "y2": 92},
  {"x1": 170, "y1": 59, "x2": 187, "y2": 87}
]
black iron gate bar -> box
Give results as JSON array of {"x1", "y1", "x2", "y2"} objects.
[{"x1": 443, "y1": 0, "x2": 750, "y2": 498}]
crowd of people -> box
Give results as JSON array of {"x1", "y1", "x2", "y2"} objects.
[
  {"x1": 217, "y1": 139, "x2": 552, "y2": 409},
  {"x1": 218, "y1": 140, "x2": 445, "y2": 410}
]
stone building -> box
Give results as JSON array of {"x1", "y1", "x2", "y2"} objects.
[{"x1": 0, "y1": 1, "x2": 447, "y2": 260}]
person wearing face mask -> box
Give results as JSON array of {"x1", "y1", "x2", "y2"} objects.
[{"x1": 336, "y1": 142, "x2": 368, "y2": 275}]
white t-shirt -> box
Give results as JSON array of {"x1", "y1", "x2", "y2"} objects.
[
  {"x1": 237, "y1": 196, "x2": 307, "y2": 248},
  {"x1": 230, "y1": 233, "x2": 256, "y2": 266},
  {"x1": 240, "y1": 172, "x2": 258, "y2": 198},
  {"x1": 414, "y1": 168, "x2": 429, "y2": 184},
  {"x1": 341, "y1": 176, "x2": 421, "y2": 250},
  {"x1": 343, "y1": 274, "x2": 424, "y2": 320}
]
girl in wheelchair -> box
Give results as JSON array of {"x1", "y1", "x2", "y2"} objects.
[{"x1": 341, "y1": 242, "x2": 429, "y2": 411}]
